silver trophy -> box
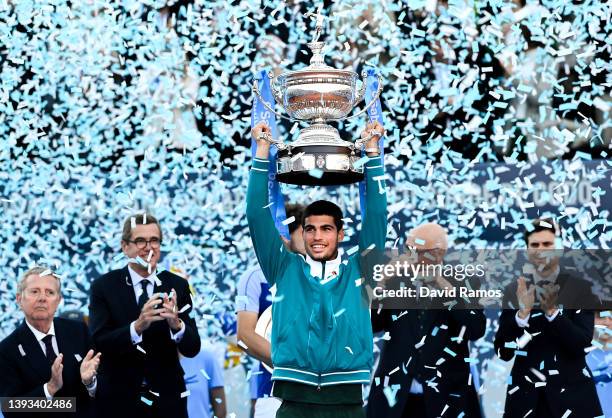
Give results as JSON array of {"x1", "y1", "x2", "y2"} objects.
[{"x1": 253, "y1": 15, "x2": 383, "y2": 186}]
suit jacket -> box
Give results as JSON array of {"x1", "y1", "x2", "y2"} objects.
[
  {"x1": 494, "y1": 271, "x2": 603, "y2": 418},
  {"x1": 89, "y1": 267, "x2": 200, "y2": 417},
  {"x1": 367, "y1": 306, "x2": 485, "y2": 418},
  {"x1": 0, "y1": 318, "x2": 94, "y2": 418}
]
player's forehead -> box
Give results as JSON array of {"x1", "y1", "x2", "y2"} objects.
[{"x1": 304, "y1": 215, "x2": 336, "y2": 228}]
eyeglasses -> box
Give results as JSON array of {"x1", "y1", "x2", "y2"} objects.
[{"x1": 127, "y1": 238, "x2": 162, "y2": 249}]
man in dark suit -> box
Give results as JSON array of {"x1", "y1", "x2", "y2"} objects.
[
  {"x1": 494, "y1": 218, "x2": 603, "y2": 418},
  {"x1": 367, "y1": 223, "x2": 485, "y2": 418},
  {"x1": 0, "y1": 266, "x2": 101, "y2": 418},
  {"x1": 89, "y1": 213, "x2": 200, "y2": 418}
]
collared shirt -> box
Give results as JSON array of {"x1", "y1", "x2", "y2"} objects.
[
  {"x1": 533, "y1": 265, "x2": 560, "y2": 284},
  {"x1": 236, "y1": 266, "x2": 274, "y2": 399},
  {"x1": 25, "y1": 320, "x2": 59, "y2": 361},
  {"x1": 180, "y1": 344, "x2": 225, "y2": 418},
  {"x1": 303, "y1": 250, "x2": 343, "y2": 283},
  {"x1": 127, "y1": 265, "x2": 185, "y2": 345},
  {"x1": 409, "y1": 379, "x2": 424, "y2": 394},
  {"x1": 25, "y1": 320, "x2": 97, "y2": 398}
]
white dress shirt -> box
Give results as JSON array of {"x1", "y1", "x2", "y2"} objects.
[
  {"x1": 25, "y1": 320, "x2": 97, "y2": 398},
  {"x1": 127, "y1": 265, "x2": 185, "y2": 345},
  {"x1": 409, "y1": 378, "x2": 424, "y2": 394}
]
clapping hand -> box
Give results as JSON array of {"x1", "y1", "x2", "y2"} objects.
[
  {"x1": 160, "y1": 288, "x2": 182, "y2": 331},
  {"x1": 47, "y1": 354, "x2": 63, "y2": 396},
  {"x1": 538, "y1": 282, "x2": 559, "y2": 316},
  {"x1": 517, "y1": 276, "x2": 535, "y2": 319},
  {"x1": 134, "y1": 295, "x2": 165, "y2": 334},
  {"x1": 80, "y1": 350, "x2": 101, "y2": 386}
]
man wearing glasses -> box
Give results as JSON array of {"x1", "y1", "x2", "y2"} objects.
[{"x1": 89, "y1": 213, "x2": 200, "y2": 418}]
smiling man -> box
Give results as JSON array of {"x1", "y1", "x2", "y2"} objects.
[
  {"x1": 89, "y1": 213, "x2": 200, "y2": 418},
  {"x1": 0, "y1": 267, "x2": 100, "y2": 418},
  {"x1": 247, "y1": 121, "x2": 387, "y2": 418},
  {"x1": 494, "y1": 218, "x2": 602, "y2": 418}
]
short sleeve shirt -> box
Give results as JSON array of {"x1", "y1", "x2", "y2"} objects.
[{"x1": 181, "y1": 344, "x2": 225, "y2": 418}]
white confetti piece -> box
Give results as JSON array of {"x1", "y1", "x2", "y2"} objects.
[
  {"x1": 281, "y1": 216, "x2": 295, "y2": 226},
  {"x1": 415, "y1": 335, "x2": 426, "y2": 349}
]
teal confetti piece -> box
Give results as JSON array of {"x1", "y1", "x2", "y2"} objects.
[
  {"x1": 443, "y1": 347, "x2": 457, "y2": 357},
  {"x1": 308, "y1": 169, "x2": 323, "y2": 179}
]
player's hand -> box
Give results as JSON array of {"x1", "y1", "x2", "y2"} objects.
[
  {"x1": 251, "y1": 122, "x2": 272, "y2": 158},
  {"x1": 361, "y1": 120, "x2": 385, "y2": 150}
]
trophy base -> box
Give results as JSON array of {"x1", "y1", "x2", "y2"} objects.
[{"x1": 276, "y1": 144, "x2": 364, "y2": 186}]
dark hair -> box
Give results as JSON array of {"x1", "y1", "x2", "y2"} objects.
[
  {"x1": 524, "y1": 218, "x2": 558, "y2": 245},
  {"x1": 302, "y1": 200, "x2": 344, "y2": 231},
  {"x1": 122, "y1": 213, "x2": 163, "y2": 243},
  {"x1": 285, "y1": 204, "x2": 305, "y2": 235}
]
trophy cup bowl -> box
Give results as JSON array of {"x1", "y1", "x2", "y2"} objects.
[
  {"x1": 279, "y1": 70, "x2": 358, "y2": 120},
  {"x1": 253, "y1": 41, "x2": 382, "y2": 186}
]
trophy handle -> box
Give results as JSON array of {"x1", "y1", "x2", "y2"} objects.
[
  {"x1": 269, "y1": 74, "x2": 284, "y2": 107},
  {"x1": 252, "y1": 75, "x2": 295, "y2": 123},
  {"x1": 255, "y1": 131, "x2": 288, "y2": 151},
  {"x1": 343, "y1": 72, "x2": 383, "y2": 121},
  {"x1": 354, "y1": 76, "x2": 366, "y2": 104}
]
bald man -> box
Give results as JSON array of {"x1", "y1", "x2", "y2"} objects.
[{"x1": 367, "y1": 223, "x2": 485, "y2": 418}]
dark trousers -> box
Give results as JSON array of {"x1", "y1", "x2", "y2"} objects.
[
  {"x1": 534, "y1": 391, "x2": 554, "y2": 418},
  {"x1": 276, "y1": 400, "x2": 365, "y2": 418},
  {"x1": 402, "y1": 394, "x2": 427, "y2": 418}
]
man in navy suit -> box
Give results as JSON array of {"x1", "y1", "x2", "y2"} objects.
[
  {"x1": 494, "y1": 218, "x2": 602, "y2": 418},
  {"x1": 0, "y1": 266, "x2": 101, "y2": 418},
  {"x1": 89, "y1": 213, "x2": 200, "y2": 418},
  {"x1": 367, "y1": 223, "x2": 485, "y2": 418}
]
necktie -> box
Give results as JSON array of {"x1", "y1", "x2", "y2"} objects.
[
  {"x1": 412, "y1": 310, "x2": 425, "y2": 382},
  {"x1": 138, "y1": 280, "x2": 150, "y2": 310},
  {"x1": 42, "y1": 334, "x2": 56, "y2": 365}
]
